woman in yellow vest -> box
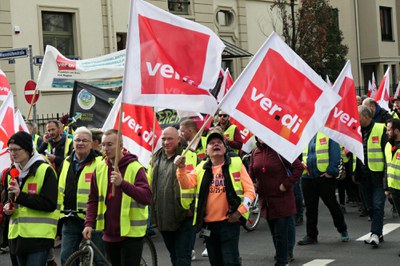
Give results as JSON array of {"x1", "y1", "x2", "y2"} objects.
[
  {"x1": 175, "y1": 128, "x2": 255, "y2": 266},
  {"x1": 3, "y1": 131, "x2": 58, "y2": 266}
]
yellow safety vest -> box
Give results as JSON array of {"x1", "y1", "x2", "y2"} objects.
[
  {"x1": 46, "y1": 137, "x2": 72, "y2": 158},
  {"x1": 224, "y1": 124, "x2": 240, "y2": 155},
  {"x1": 33, "y1": 134, "x2": 41, "y2": 150},
  {"x1": 8, "y1": 163, "x2": 59, "y2": 239},
  {"x1": 196, "y1": 136, "x2": 207, "y2": 160},
  {"x1": 390, "y1": 111, "x2": 399, "y2": 119},
  {"x1": 147, "y1": 150, "x2": 198, "y2": 210},
  {"x1": 58, "y1": 156, "x2": 103, "y2": 219},
  {"x1": 385, "y1": 142, "x2": 400, "y2": 190},
  {"x1": 303, "y1": 132, "x2": 330, "y2": 173},
  {"x1": 367, "y1": 123, "x2": 385, "y2": 171},
  {"x1": 192, "y1": 157, "x2": 249, "y2": 226},
  {"x1": 96, "y1": 161, "x2": 148, "y2": 237}
]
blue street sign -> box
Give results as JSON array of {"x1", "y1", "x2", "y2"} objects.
[
  {"x1": 33, "y1": 56, "x2": 43, "y2": 66},
  {"x1": 0, "y1": 48, "x2": 28, "y2": 60}
]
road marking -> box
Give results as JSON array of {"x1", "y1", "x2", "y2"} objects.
[
  {"x1": 303, "y1": 259, "x2": 335, "y2": 265},
  {"x1": 356, "y1": 223, "x2": 400, "y2": 241}
]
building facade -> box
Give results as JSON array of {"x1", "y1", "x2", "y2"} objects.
[{"x1": 0, "y1": 0, "x2": 400, "y2": 117}]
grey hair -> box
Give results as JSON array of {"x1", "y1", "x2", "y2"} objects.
[
  {"x1": 358, "y1": 105, "x2": 372, "y2": 118},
  {"x1": 74, "y1": 126, "x2": 93, "y2": 141}
]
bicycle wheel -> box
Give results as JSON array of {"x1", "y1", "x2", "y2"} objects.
[
  {"x1": 64, "y1": 248, "x2": 91, "y2": 266},
  {"x1": 243, "y1": 194, "x2": 261, "y2": 232},
  {"x1": 141, "y1": 235, "x2": 158, "y2": 266}
]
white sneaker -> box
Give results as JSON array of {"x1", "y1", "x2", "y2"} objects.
[
  {"x1": 364, "y1": 234, "x2": 379, "y2": 246},
  {"x1": 201, "y1": 248, "x2": 208, "y2": 257},
  {"x1": 191, "y1": 250, "x2": 196, "y2": 261}
]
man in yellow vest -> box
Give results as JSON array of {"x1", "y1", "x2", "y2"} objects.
[
  {"x1": 38, "y1": 120, "x2": 73, "y2": 174},
  {"x1": 385, "y1": 118, "x2": 400, "y2": 255},
  {"x1": 180, "y1": 119, "x2": 207, "y2": 160},
  {"x1": 174, "y1": 128, "x2": 255, "y2": 265},
  {"x1": 83, "y1": 129, "x2": 152, "y2": 265},
  {"x1": 148, "y1": 126, "x2": 198, "y2": 266},
  {"x1": 390, "y1": 97, "x2": 400, "y2": 119},
  {"x1": 298, "y1": 132, "x2": 349, "y2": 245},
  {"x1": 363, "y1": 98, "x2": 393, "y2": 124},
  {"x1": 58, "y1": 127, "x2": 104, "y2": 265},
  {"x1": 3, "y1": 131, "x2": 58, "y2": 265},
  {"x1": 26, "y1": 121, "x2": 43, "y2": 150},
  {"x1": 355, "y1": 105, "x2": 387, "y2": 247},
  {"x1": 216, "y1": 110, "x2": 243, "y2": 155}
]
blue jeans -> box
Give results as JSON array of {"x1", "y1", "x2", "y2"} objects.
[
  {"x1": 61, "y1": 219, "x2": 106, "y2": 265},
  {"x1": 16, "y1": 249, "x2": 48, "y2": 266},
  {"x1": 359, "y1": 179, "x2": 386, "y2": 235},
  {"x1": 205, "y1": 220, "x2": 241, "y2": 266},
  {"x1": 160, "y1": 217, "x2": 194, "y2": 266},
  {"x1": 267, "y1": 217, "x2": 292, "y2": 266}
]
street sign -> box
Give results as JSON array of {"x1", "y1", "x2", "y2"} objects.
[
  {"x1": 0, "y1": 48, "x2": 28, "y2": 60},
  {"x1": 24, "y1": 80, "x2": 39, "y2": 104},
  {"x1": 33, "y1": 56, "x2": 43, "y2": 66}
]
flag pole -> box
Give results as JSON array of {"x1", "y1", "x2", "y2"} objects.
[
  {"x1": 182, "y1": 115, "x2": 213, "y2": 156},
  {"x1": 113, "y1": 101, "x2": 124, "y2": 197}
]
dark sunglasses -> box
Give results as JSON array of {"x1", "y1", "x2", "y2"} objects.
[{"x1": 218, "y1": 114, "x2": 228, "y2": 118}]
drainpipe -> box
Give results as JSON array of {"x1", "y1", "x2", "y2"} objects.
[
  {"x1": 107, "y1": 0, "x2": 114, "y2": 53},
  {"x1": 354, "y1": 0, "x2": 362, "y2": 94}
]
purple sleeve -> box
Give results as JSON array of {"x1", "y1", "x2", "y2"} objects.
[
  {"x1": 282, "y1": 158, "x2": 303, "y2": 189},
  {"x1": 84, "y1": 171, "x2": 99, "y2": 228},
  {"x1": 120, "y1": 167, "x2": 152, "y2": 205}
]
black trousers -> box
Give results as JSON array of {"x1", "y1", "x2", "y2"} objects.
[
  {"x1": 302, "y1": 177, "x2": 347, "y2": 238},
  {"x1": 104, "y1": 237, "x2": 144, "y2": 266}
]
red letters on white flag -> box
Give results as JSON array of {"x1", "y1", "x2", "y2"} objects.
[
  {"x1": 374, "y1": 67, "x2": 391, "y2": 111},
  {"x1": 219, "y1": 32, "x2": 341, "y2": 162},
  {"x1": 0, "y1": 70, "x2": 11, "y2": 101},
  {"x1": 122, "y1": 0, "x2": 224, "y2": 114},
  {"x1": 0, "y1": 92, "x2": 16, "y2": 170},
  {"x1": 321, "y1": 61, "x2": 363, "y2": 162},
  {"x1": 102, "y1": 95, "x2": 161, "y2": 167}
]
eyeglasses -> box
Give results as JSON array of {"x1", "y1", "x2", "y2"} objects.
[
  {"x1": 218, "y1": 114, "x2": 228, "y2": 118},
  {"x1": 7, "y1": 148, "x2": 23, "y2": 153},
  {"x1": 74, "y1": 139, "x2": 91, "y2": 143}
]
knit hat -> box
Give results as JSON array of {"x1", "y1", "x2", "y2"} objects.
[
  {"x1": 8, "y1": 131, "x2": 34, "y2": 155},
  {"x1": 206, "y1": 128, "x2": 226, "y2": 147}
]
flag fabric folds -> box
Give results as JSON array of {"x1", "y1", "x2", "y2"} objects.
[
  {"x1": 0, "y1": 92, "x2": 16, "y2": 170},
  {"x1": 122, "y1": 0, "x2": 224, "y2": 115},
  {"x1": 219, "y1": 32, "x2": 341, "y2": 162},
  {"x1": 321, "y1": 61, "x2": 364, "y2": 163},
  {"x1": 0, "y1": 70, "x2": 11, "y2": 101},
  {"x1": 374, "y1": 67, "x2": 391, "y2": 111}
]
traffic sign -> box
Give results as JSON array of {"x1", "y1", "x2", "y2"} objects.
[
  {"x1": 0, "y1": 48, "x2": 28, "y2": 60},
  {"x1": 24, "y1": 80, "x2": 39, "y2": 104}
]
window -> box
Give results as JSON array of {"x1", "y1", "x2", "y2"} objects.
[
  {"x1": 42, "y1": 11, "x2": 75, "y2": 56},
  {"x1": 116, "y1": 33, "x2": 127, "y2": 51},
  {"x1": 380, "y1": 6, "x2": 393, "y2": 41},
  {"x1": 217, "y1": 10, "x2": 234, "y2": 27},
  {"x1": 168, "y1": 0, "x2": 190, "y2": 15}
]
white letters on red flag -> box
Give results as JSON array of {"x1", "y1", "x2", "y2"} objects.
[
  {"x1": 122, "y1": 0, "x2": 224, "y2": 115},
  {"x1": 321, "y1": 61, "x2": 363, "y2": 162},
  {"x1": 219, "y1": 32, "x2": 341, "y2": 162},
  {"x1": 102, "y1": 95, "x2": 162, "y2": 167},
  {"x1": 0, "y1": 92, "x2": 16, "y2": 170},
  {"x1": 0, "y1": 70, "x2": 11, "y2": 101},
  {"x1": 374, "y1": 67, "x2": 391, "y2": 111}
]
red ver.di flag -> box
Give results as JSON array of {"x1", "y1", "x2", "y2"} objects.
[
  {"x1": 219, "y1": 32, "x2": 341, "y2": 163},
  {"x1": 321, "y1": 61, "x2": 363, "y2": 163},
  {"x1": 0, "y1": 92, "x2": 16, "y2": 170},
  {"x1": 0, "y1": 70, "x2": 11, "y2": 101},
  {"x1": 102, "y1": 94, "x2": 162, "y2": 167},
  {"x1": 122, "y1": 0, "x2": 224, "y2": 115},
  {"x1": 374, "y1": 67, "x2": 391, "y2": 111}
]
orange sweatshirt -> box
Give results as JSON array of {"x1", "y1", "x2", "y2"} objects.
[{"x1": 177, "y1": 163, "x2": 255, "y2": 223}]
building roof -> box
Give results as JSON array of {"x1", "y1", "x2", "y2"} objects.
[{"x1": 222, "y1": 40, "x2": 252, "y2": 59}]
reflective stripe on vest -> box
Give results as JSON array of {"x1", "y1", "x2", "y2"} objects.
[
  {"x1": 96, "y1": 161, "x2": 148, "y2": 237},
  {"x1": 8, "y1": 163, "x2": 58, "y2": 239},
  {"x1": 193, "y1": 157, "x2": 248, "y2": 226},
  {"x1": 180, "y1": 150, "x2": 198, "y2": 210},
  {"x1": 385, "y1": 142, "x2": 400, "y2": 190},
  {"x1": 303, "y1": 132, "x2": 329, "y2": 173},
  {"x1": 224, "y1": 125, "x2": 239, "y2": 155},
  {"x1": 46, "y1": 137, "x2": 72, "y2": 158},
  {"x1": 367, "y1": 123, "x2": 385, "y2": 171},
  {"x1": 58, "y1": 156, "x2": 102, "y2": 219}
]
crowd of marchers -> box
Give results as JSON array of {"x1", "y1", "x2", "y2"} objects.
[{"x1": 1, "y1": 97, "x2": 400, "y2": 266}]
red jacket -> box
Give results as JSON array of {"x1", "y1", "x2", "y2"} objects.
[{"x1": 249, "y1": 143, "x2": 303, "y2": 220}]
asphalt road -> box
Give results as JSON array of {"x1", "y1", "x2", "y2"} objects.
[{"x1": 1, "y1": 200, "x2": 400, "y2": 265}]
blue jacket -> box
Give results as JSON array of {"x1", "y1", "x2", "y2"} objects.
[{"x1": 302, "y1": 134, "x2": 341, "y2": 179}]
